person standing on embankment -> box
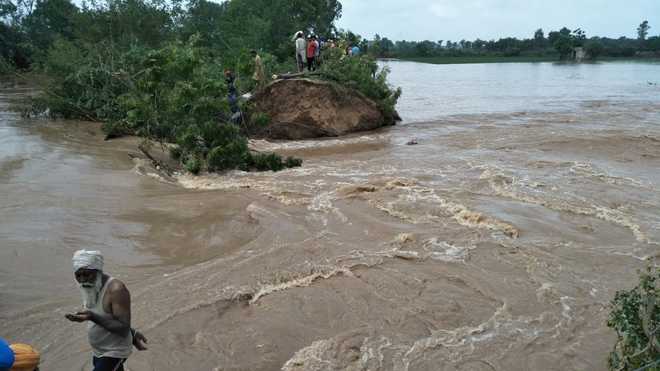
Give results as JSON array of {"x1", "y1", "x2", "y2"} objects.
[
  {"x1": 306, "y1": 35, "x2": 319, "y2": 71},
  {"x1": 294, "y1": 31, "x2": 306, "y2": 72},
  {"x1": 251, "y1": 49, "x2": 266, "y2": 90}
]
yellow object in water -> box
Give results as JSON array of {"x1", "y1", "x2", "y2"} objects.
[{"x1": 9, "y1": 344, "x2": 39, "y2": 371}]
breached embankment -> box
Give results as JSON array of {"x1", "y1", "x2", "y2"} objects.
[{"x1": 250, "y1": 78, "x2": 400, "y2": 140}]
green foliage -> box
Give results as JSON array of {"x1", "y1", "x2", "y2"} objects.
[
  {"x1": 184, "y1": 155, "x2": 202, "y2": 174},
  {"x1": 176, "y1": 121, "x2": 301, "y2": 173},
  {"x1": 285, "y1": 156, "x2": 303, "y2": 168},
  {"x1": 0, "y1": 57, "x2": 13, "y2": 75},
  {"x1": 32, "y1": 39, "x2": 141, "y2": 120},
  {"x1": 32, "y1": 34, "x2": 301, "y2": 173},
  {"x1": 585, "y1": 40, "x2": 605, "y2": 60},
  {"x1": 319, "y1": 48, "x2": 401, "y2": 123},
  {"x1": 638, "y1": 21, "x2": 651, "y2": 41},
  {"x1": 607, "y1": 265, "x2": 660, "y2": 371},
  {"x1": 247, "y1": 152, "x2": 286, "y2": 172},
  {"x1": 180, "y1": 0, "x2": 341, "y2": 60},
  {"x1": 73, "y1": 0, "x2": 176, "y2": 48},
  {"x1": 252, "y1": 112, "x2": 271, "y2": 127},
  {"x1": 21, "y1": 0, "x2": 79, "y2": 61},
  {"x1": 116, "y1": 38, "x2": 228, "y2": 140},
  {"x1": 367, "y1": 25, "x2": 658, "y2": 61}
]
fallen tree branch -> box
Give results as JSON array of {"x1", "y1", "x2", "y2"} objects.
[{"x1": 137, "y1": 141, "x2": 174, "y2": 177}]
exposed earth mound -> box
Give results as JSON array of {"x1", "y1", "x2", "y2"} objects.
[{"x1": 250, "y1": 78, "x2": 399, "y2": 140}]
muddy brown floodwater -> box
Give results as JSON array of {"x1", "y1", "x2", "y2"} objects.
[{"x1": 1, "y1": 61, "x2": 660, "y2": 371}]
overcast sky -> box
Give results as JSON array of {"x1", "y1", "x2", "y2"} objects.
[{"x1": 336, "y1": 0, "x2": 660, "y2": 42}]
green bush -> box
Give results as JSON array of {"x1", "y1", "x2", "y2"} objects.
[
  {"x1": 184, "y1": 155, "x2": 202, "y2": 175},
  {"x1": 252, "y1": 112, "x2": 271, "y2": 127},
  {"x1": 318, "y1": 48, "x2": 401, "y2": 124},
  {"x1": 117, "y1": 38, "x2": 229, "y2": 141},
  {"x1": 285, "y1": 156, "x2": 302, "y2": 168},
  {"x1": 608, "y1": 265, "x2": 660, "y2": 371},
  {"x1": 248, "y1": 152, "x2": 286, "y2": 172},
  {"x1": 0, "y1": 58, "x2": 14, "y2": 75},
  {"x1": 32, "y1": 39, "x2": 143, "y2": 121},
  {"x1": 207, "y1": 140, "x2": 249, "y2": 171}
]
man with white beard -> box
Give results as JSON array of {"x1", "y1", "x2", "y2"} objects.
[{"x1": 66, "y1": 250, "x2": 146, "y2": 371}]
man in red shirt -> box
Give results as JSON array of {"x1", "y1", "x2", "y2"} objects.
[{"x1": 306, "y1": 35, "x2": 319, "y2": 71}]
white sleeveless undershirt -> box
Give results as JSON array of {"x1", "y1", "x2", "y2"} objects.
[{"x1": 87, "y1": 277, "x2": 133, "y2": 359}]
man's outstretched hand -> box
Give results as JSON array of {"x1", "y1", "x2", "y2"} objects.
[
  {"x1": 65, "y1": 311, "x2": 93, "y2": 322},
  {"x1": 133, "y1": 330, "x2": 148, "y2": 351}
]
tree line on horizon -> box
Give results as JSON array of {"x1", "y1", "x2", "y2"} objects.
[{"x1": 365, "y1": 21, "x2": 659, "y2": 60}]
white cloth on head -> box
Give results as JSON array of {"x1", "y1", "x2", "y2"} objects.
[{"x1": 73, "y1": 250, "x2": 104, "y2": 271}]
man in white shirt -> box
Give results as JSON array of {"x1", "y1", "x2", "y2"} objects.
[{"x1": 294, "y1": 31, "x2": 306, "y2": 72}]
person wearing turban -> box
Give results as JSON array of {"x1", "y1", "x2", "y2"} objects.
[{"x1": 65, "y1": 250, "x2": 146, "y2": 371}]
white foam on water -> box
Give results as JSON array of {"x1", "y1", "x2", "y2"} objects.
[
  {"x1": 250, "y1": 266, "x2": 354, "y2": 304},
  {"x1": 371, "y1": 179, "x2": 519, "y2": 238},
  {"x1": 569, "y1": 162, "x2": 650, "y2": 189},
  {"x1": 248, "y1": 133, "x2": 390, "y2": 152},
  {"x1": 394, "y1": 304, "x2": 551, "y2": 371},
  {"x1": 482, "y1": 166, "x2": 649, "y2": 243},
  {"x1": 423, "y1": 238, "x2": 475, "y2": 263}
]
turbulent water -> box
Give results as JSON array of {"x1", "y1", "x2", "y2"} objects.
[{"x1": 1, "y1": 61, "x2": 660, "y2": 371}]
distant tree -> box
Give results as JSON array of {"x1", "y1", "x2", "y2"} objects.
[
  {"x1": 180, "y1": 0, "x2": 226, "y2": 48},
  {"x1": 637, "y1": 20, "x2": 650, "y2": 40},
  {"x1": 344, "y1": 30, "x2": 361, "y2": 46},
  {"x1": 22, "y1": 0, "x2": 78, "y2": 52},
  {"x1": 533, "y1": 28, "x2": 545, "y2": 48},
  {"x1": 553, "y1": 28, "x2": 574, "y2": 59},
  {"x1": 648, "y1": 36, "x2": 660, "y2": 52},
  {"x1": 585, "y1": 39, "x2": 604, "y2": 60},
  {"x1": 572, "y1": 28, "x2": 587, "y2": 46},
  {"x1": 415, "y1": 40, "x2": 435, "y2": 56},
  {"x1": 436, "y1": 40, "x2": 443, "y2": 48}
]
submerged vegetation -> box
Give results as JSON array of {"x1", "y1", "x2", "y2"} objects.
[{"x1": 608, "y1": 265, "x2": 660, "y2": 371}]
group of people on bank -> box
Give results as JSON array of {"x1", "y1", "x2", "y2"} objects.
[
  {"x1": 247, "y1": 31, "x2": 363, "y2": 90},
  {"x1": 294, "y1": 31, "x2": 323, "y2": 72},
  {"x1": 292, "y1": 31, "x2": 359, "y2": 73}
]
